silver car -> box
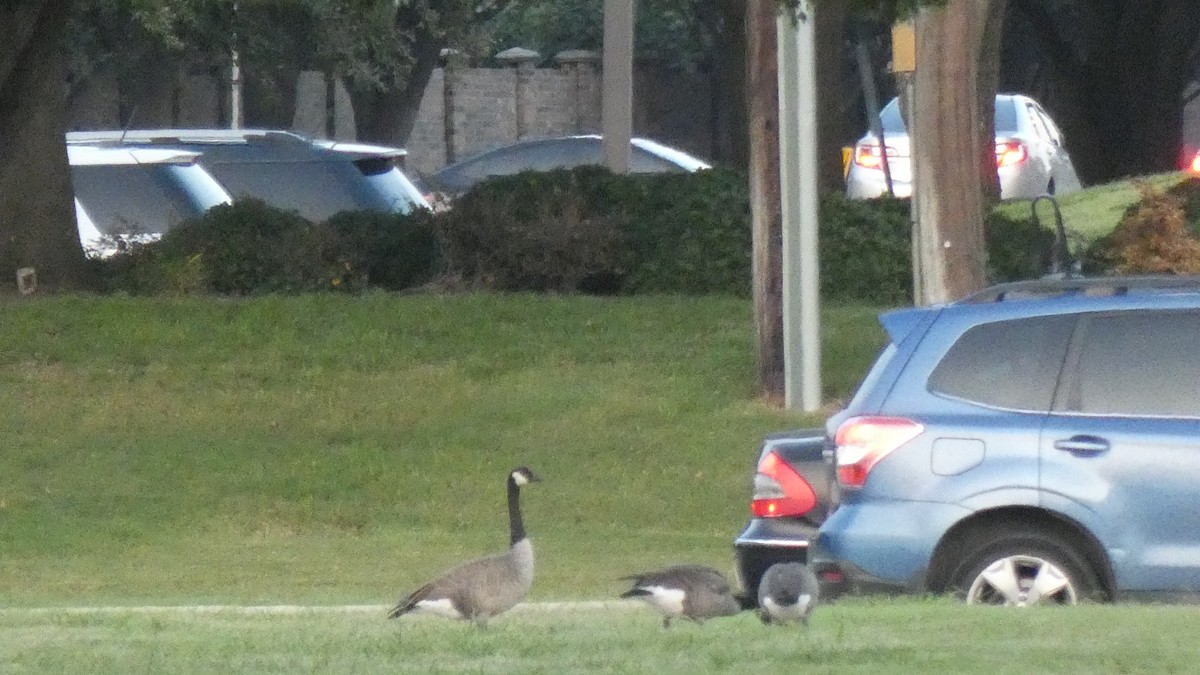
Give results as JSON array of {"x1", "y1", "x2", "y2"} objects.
[
  {"x1": 845, "y1": 93, "x2": 1082, "y2": 200},
  {"x1": 423, "y1": 135, "x2": 712, "y2": 199}
]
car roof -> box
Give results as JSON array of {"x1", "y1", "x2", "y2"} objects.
[
  {"x1": 446, "y1": 134, "x2": 710, "y2": 169},
  {"x1": 66, "y1": 129, "x2": 407, "y2": 161},
  {"x1": 66, "y1": 144, "x2": 202, "y2": 166},
  {"x1": 955, "y1": 275, "x2": 1200, "y2": 305},
  {"x1": 874, "y1": 276, "x2": 1200, "y2": 342}
]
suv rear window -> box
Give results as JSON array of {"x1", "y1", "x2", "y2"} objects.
[
  {"x1": 72, "y1": 164, "x2": 205, "y2": 235},
  {"x1": 1068, "y1": 311, "x2": 1200, "y2": 417},
  {"x1": 928, "y1": 315, "x2": 1074, "y2": 410}
]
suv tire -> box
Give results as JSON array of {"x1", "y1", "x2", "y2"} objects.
[{"x1": 949, "y1": 525, "x2": 1100, "y2": 606}]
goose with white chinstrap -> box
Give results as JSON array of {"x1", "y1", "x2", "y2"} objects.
[
  {"x1": 387, "y1": 466, "x2": 541, "y2": 627},
  {"x1": 757, "y1": 562, "x2": 820, "y2": 626},
  {"x1": 619, "y1": 564, "x2": 752, "y2": 628}
]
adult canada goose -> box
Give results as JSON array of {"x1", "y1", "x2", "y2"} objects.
[
  {"x1": 757, "y1": 562, "x2": 820, "y2": 626},
  {"x1": 387, "y1": 466, "x2": 541, "y2": 627},
  {"x1": 619, "y1": 564, "x2": 753, "y2": 628}
]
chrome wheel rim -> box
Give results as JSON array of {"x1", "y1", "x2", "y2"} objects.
[{"x1": 966, "y1": 554, "x2": 1077, "y2": 606}]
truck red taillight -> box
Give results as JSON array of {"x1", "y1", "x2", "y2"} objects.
[
  {"x1": 834, "y1": 416, "x2": 924, "y2": 488},
  {"x1": 750, "y1": 450, "x2": 817, "y2": 518}
]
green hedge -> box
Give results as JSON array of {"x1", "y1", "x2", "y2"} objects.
[
  {"x1": 96, "y1": 168, "x2": 1059, "y2": 302},
  {"x1": 441, "y1": 167, "x2": 1055, "y2": 303},
  {"x1": 97, "y1": 200, "x2": 438, "y2": 295},
  {"x1": 436, "y1": 166, "x2": 752, "y2": 295}
]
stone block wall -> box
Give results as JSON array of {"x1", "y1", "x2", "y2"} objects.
[{"x1": 67, "y1": 51, "x2": 715, "y2": 178}]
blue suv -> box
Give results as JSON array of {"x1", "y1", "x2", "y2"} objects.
[{"x1": 735, "y1": 275, "x2": 1200, "y2": 606}]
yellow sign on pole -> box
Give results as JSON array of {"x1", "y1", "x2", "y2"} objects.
[{"x1": 891, "y1": 21, "x2": 916, "y2": 73}]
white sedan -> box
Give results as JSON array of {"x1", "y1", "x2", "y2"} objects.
[{"x1": 845, "y1": 93, "x2": 1082, "y2": 201}]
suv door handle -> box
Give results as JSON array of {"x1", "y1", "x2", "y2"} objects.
[{"x1": 1053, "y1": 436, "x2": 1110, "y2": 455}]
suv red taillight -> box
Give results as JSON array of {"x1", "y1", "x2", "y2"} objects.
[
  {"x1": 834, "y1": 416, "x2": 924, "y2": 488},
  {"x1": 750, "y1": 450, "x2": 817, "y2": 518}
]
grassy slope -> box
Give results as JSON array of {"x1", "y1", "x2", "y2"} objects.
[
  {"x1": 994, "y1": 171, "x2": 1190, "y2": 241},
  {"x1": 0, "y1": 293, "x2": 886, "y2": 606}
]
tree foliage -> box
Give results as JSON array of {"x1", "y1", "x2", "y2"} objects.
[
  {"x1": 485, "y1": 0, "x2": 719, "y2": 72},
  {"x1": 1004, "y1": 0, "x2": 1200, "y2": 182}
]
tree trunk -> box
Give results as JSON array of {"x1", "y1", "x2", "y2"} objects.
[
  {"x1": 348, "y1": 0, "x2": 519, "y2": 148},
  {"x1": 118, "y1": 45, "x2": 180, "y2": 128},
  {"x1": 747, "y1": 0, "x2": 784, "y2": 400},
  {"x1": 1008, "y1": 0, "x2": 1200, "y2": 184},
  {"x1": 706, "y1": 0, "x2": 750, "y2": 169},
  {"x1": 814, "y1": 0, "x2": 849, "y2": 193},
  {"x1": 975, "y1": 1, "x2": 1007, "y2": 204},
  {"x1": 911, "y1": 0, "x2": 1000, "y2": 305},
  {"x1": 0, "y1": 0, "x2": 87, "y2": 293},
  {"x1": 349, "y1": 15, "x2": 444, "y2": 146}
]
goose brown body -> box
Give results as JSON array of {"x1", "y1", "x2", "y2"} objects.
[
  {"x1": 387, "y1": 467, "x2": 540, "y2": 626},
  {"x1": 620, "y1": 564, "x2": 751, "y2": 628}
]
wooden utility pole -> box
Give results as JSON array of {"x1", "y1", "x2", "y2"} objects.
[
  {"x1": 910, "y1": 0, "x2": 1003, "y2": 304},
  {"x1": 747, "y1": 0, "x2": 784, "y2": 400}
]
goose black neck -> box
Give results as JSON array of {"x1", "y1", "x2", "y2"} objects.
[{"x1": 508, "y1": 477, "x2": 526, "y2": 546}]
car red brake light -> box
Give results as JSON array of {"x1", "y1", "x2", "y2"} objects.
[
  {"x1": 1191, "y1": 151, "x2": 1200, "y2": 174},
  {"x1": 853, "y1": 144, "x2": 894, "y2": 170},
  {"x1": 834, "y1": 416, "x2": 924, "y2": 488},
  {"x1": 995, "y1": 141, "x2": 1028, "y2": 167},
  {"x1": 750, "y1": 449, "x2": 817, "y2": 518}
]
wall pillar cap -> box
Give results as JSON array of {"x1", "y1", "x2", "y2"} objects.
[{"x1": 495, "y1": 47, "x2": 541, "y2": 66}]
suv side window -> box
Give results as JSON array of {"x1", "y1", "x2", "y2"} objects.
[
  {"x1": 928, "y1": 315, "x2": 1074, "y2": 411},
  {"x1": 1066, "y1": 310, "x2": 1200, "y2": 417}
]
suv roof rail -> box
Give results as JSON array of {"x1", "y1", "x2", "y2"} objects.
[
  {"x1": 67, "y1": 129, "x2": 311, "y2": 146},
  {"x1": 958, "y1": 275, "x2": 1200, "y2": 304}
]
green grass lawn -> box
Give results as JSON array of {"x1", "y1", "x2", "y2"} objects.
[
  {"x1": 0, "y1": 293, "x2": 886, "y2": 608},
  {"x1": 4, "y1": 598, "x2": 1199, "y2": 674},
  {"x1": 3, "y1": 170, "x2": 1193, "y2": 671}
]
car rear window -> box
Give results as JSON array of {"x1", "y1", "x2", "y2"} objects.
[
  {"x1": 353, "y1": 157, "x2": 426, "y2": 212},
  {"x1": 205, "y1": 159, "x2": 415, "y2": 222},
  {"x1": 71, "y1": 164, "x2": 204, "y2": 235},
  {"x1": 928, "y1": 315, "x2": 1074, "y2": 411},
  {"x1": 879, "y1": 97, "x2": 1021, "y2": 134},
  {"x1": 994, "y1": 98, "x2": 1019, "y2": 133},
  {"x1": 205, "y1": 160, "x2": 360, "y2": 221},
  {"x1": 1068, "y1": 311, "x2": 1200, "y2": 417}
]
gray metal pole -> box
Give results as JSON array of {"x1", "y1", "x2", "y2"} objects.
[
  {"x1": 777, "y1": 4, "x2": 822, "y2": 412},
  {"x1": 602, "y1": 0, "x2": 634, "y2": 173}
]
